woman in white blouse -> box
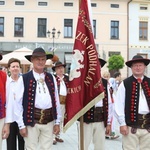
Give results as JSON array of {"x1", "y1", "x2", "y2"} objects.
[{"x1": 6, "y1": 58, "x2": 24, "y2": 150}]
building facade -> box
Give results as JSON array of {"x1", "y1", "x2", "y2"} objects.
[
  {"x1": 128, "y1": 0, "x2": 150, "y2": 76},
  {"x1": 0, "y1": 0, "x2": 130, "y2": 77}
]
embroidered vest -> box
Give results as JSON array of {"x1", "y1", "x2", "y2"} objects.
[
  {"x1": 54, "y1": 74, "x2": 69, "y2": 94},
  {"x1": 22, "y1": 71, "x2": 57, "y2": 126},
  {"x1": 83, "y1": 78, "x2": 109, "y2": 127},
  {"x1": 0, "y1": 71, "x2": 6, "y2": 119},
  {"x1": 124, "y1": 75, "x2": 150, "y2": 126}
]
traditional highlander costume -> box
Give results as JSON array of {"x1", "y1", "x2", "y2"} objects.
[
  {"x1": 82, "y1": 58, "x2": 112, "y2": 150},
  {"x1": 52, "y1": 61, "x2": 69, "y2": 143},
  {"x1": 124, "y1": 76, "x2": 150, "y2": 129},
  {"x1": 115, "y1": 55, "x2": 150, "y2": 150},
  {"x1": 22, "y1": 71, "x2": 58, "y2": 126},
  {"x1": 14, "y1": 48, "x2": 61, "y2": 150}
]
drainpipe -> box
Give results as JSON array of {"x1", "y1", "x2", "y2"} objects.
[{"x1": 127, "y1": 0, "x2": 132, "y2": 77}]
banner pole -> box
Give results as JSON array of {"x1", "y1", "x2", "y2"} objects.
[
  {"x1": 79, "y1": 1, "x2": 84, "y2": 150},
  {"x1": 80, "y1": 116, "x2": 84, "y2": 150},
  {"x1": 79, "y1": 0, "x2": 81, "y2": 8}
]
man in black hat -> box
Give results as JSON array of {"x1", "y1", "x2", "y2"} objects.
[
  {"x1": 115, "y1": 55, "x2": 150, "y2": 150},
  {"x1": 14, "y1": 47, "x2": 61, "y2": 150},
  {"x1": 81, "y1": 58, "x2": 112, "y2": 150},
  {"x1": 52, "y1": 61, "x2": 69, "y2": 144}
]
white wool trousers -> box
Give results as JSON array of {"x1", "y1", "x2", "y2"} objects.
[
  {"x1": 122, "y1": 126, "x2": 150, "y2": 150},
  {"x1": 24, "y1": 121, "x2": 54, "y2": 150}
]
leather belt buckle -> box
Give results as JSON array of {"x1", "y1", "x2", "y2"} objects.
[
  {"x1": 141, "y1": 120, "x2": 147, "y2": 129},
  {"x1": 142, "y1": 114, "x2": 146, "y2": 119},
  {"x1": 39, "y1": 109, "x2": 45, "y2": 124}
]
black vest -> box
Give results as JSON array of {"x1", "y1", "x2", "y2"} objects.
[
  {"x1": 22, "y1": 71, "x2": 57, "y2": 126},
  {"x1": 124, "y1": 75, "x2": 150, "y2": 126},
  {"x1": 83, "y1": 78, "x2": 108, "y2": 127}
]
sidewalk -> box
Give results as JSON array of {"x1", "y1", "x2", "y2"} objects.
[
  {"x1": 2, "y1": 120, "x2": 122, "y2": 150},
  {"x1": 52, "y1": 121, "x2": 122, "y2": 150}
]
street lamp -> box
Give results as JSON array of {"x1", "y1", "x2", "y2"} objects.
[{"x1": 47, "y1": 27, "x2": 61, "y2": 55}]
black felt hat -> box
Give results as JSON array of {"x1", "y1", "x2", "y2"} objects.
[
  {"x1": 99, "y1": 58, "x2": 106, "y2": 68},
  {"x1": 25, "y1": 47, "x2": 53, "y2": 62},
  {"x1": 125, "y1": 55, "x2": 150, "y2": 67},
  {"x1": 52, "y1": 61, "x2": 66, "y2": 71}
]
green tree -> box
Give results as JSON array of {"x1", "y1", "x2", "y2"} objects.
[{"x1": 107, "y1": 55, "x2": 124, "y2": 76}]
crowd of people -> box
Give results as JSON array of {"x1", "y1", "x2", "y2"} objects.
[{"x1": 0, "y1": 47, "x2": 150, "y2": 150}]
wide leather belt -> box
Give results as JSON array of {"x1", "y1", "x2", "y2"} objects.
[
  {"x1": 94, "y1": 107, "x2": 104, "y2": 122},
  {"x1": 137, "y1": 113, "x2": 150, "y2": 129},
  {"x1": 34, "y1": 107, "x2": 54, "y2": 124},
  {"x1": 59, "y1": 95, "x2": 66, "y2": 104},
  {"x1": 131, "y1": 113, "x2": 150, "y2": 129}
]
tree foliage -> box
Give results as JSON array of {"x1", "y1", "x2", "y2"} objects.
[{"x1": 107, "y1": 55, "x2": 124, "y2": 71}]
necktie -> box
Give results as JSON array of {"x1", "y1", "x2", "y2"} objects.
[{"x1": 137, "y1": 78, "x2": 142, "y2": 83}]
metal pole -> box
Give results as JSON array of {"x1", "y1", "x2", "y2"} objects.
[
  {"x1": 47, "y1": 28, "x2": 60, "y2": 55},
  {"x1": 79, "y1": 1, "x2": 84, "y2": 150}
]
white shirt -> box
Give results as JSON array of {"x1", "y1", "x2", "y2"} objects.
[
  {"x1": 33, "y1": 71, "x2": 52, "y2": 109},
  {"x1": 14, "y1": 70, "x2": 61, "y2": 129},
  {"x1": 115, "y1": 77, "x2": 149, "y2": 126},
  {"x1": 57, "y1": 76, "x2": 67, "y2": 96},
  {"x1": 109, "y1": 77, "x2": 119, "y2": 93},
  {"x1": 5, "y1": 75, "x2": 24, "y2": 123}
]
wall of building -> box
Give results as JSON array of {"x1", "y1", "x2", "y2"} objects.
[
  {"x1": 0, "y1": 0, "x2": 130, "y2": 78},
  {"x1": 129, "y1": 1, "x2": 150, "y2": 76}
]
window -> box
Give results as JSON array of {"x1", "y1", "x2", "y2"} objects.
[
  {"x1": 14, "y1": 18, "x2": 23, "y2": 37},
  {"x1": 109, "y1": 51, "x2": 120, "y2": 57},
  {"x1": 38, "y1": 18, "x2": 47, "y2": 37},
  {"x1": 0, "y1": 17, "x2": 4, "y2": 36},
  {"x1": 91, "y1": 3, "x2": 97, "y2": 7},
  {"x1": 0, "y1": 1, "x2": 5, "y2": 5},
  {"x1": 65, "y1": 52, "x2": 72, "y2": 74},
  {"x1": 64, "y1": 19, "x2": 73, "y2": 38},
  {"x1": 140, "y1": 4, "x2": 148, "y2": 10},
  {"x1": 140, "y1": 6, "x2": 148, "y2": 10},
  {"x1": 111, "y1": 4, "x2": 119, "y2": 8},
  {"x1": 15, "y1": 1, "x2": 24, "y2": 5},
  {"x1": 38, "y1": 2, "x2": 47, "y2": 6},
  {"x1": 64, "y1": 2, "x2": 73, "y2": 6},
  {"x1": 139, "y1": 21, "x2": 148, "y2": 40},
  {"x1": 110, "y1": 21, "x2": 119, "y2": 39},
  {"x1": 93, "y1": 20, "x2": 96, "y2": 38}
]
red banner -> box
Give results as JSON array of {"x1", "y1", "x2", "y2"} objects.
[{"x1": 64, "y1": 0, "x2": 104, "y2": 132}]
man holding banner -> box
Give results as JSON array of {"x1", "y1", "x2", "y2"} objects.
[{"x1": 81, "y1": 58, "x2": 112, "y2": 150}]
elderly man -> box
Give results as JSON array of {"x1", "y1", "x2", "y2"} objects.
[
  {"x1": 115, "y1": 55, "x2": 150, "y2": 150},
  {"x1": 14, "y1": 48, "x2": 61, "y2": 150}
]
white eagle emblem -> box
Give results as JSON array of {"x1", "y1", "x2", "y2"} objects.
[{"x1": 69, "y1": 49, "x2": 84, "y2": 81}]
